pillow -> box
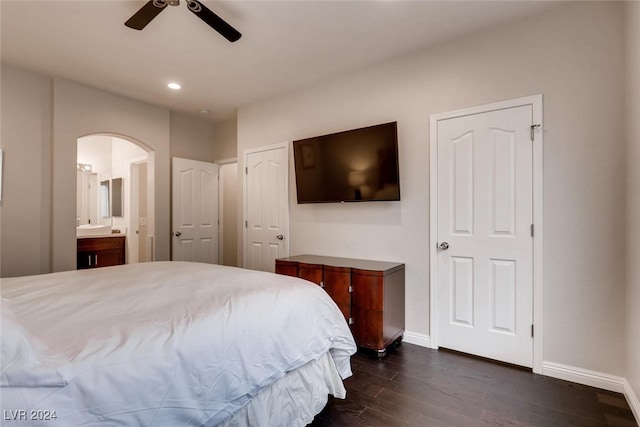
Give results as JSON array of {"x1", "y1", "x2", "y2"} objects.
[{"x1": 1, "y1": 298, "x2": 66, "y2": 387}]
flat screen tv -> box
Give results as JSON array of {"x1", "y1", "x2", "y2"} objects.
[{"x1": 293, "y1": 122, "x2": 400, "y2": 204}]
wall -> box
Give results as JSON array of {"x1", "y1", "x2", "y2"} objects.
[
  {"x1": 625, "y1": 1, "x2": 640, "y2": 416},
  {"x1": 77, "y1": 135, "x2": 113, "y2": 226},
  {"x1": 111, "y1": 136, "x2": 148, "y2": 238},
  {"x1": 220, "y1": 162, "x2": 239, "y2": 267},
  {"x1": 237, "y1": 2, "x2": 627, "y2": 376},
  {"x1": 169, "y1": 111, "x2": 216, "y2": 162},
  {"x1": 0, "y1": 66, "x2": 52, "y2": 277},
  {"x1": 213, "y1": 117, "x2": 238, "y2": 161},
  {"x1": 213, "y1": 117, "x2": 239, "y2": 265}
]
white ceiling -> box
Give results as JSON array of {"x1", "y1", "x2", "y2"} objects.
[{"x1": 1, "y1": 0, "x2": 561, "y2": 123}]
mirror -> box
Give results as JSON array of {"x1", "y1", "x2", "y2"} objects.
[
  {"x1": 100, "y1": 180, "x2": 110, "y2": 218},
  {"x1": 96, "y1": 178, "x2": 123, "y2": 218},
  {"x1": 112, "y1": 177, "x2": 123, "y2": 217},
  {"x1": 77, "y1": 171, "x2": 98, "y2": 225}
]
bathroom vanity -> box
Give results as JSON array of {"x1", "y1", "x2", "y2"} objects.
[{"x1": 77, "y1": 235, "x2": 125, "y2": 269}]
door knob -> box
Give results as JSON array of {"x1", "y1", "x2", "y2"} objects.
[
  {"x1": 174, "y1": 231, "x2": 182, "y2": 237},
  {"x1": 439, "y1": 241, "x2": 449, "y2": 250},
  {"x1": 276, "y1": 234, "x2": 284, "y2": 240}
]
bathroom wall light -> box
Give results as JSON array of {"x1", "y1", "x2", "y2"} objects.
[
  {"x1": 77, "y1": 163, "x2": 92, "y2": 172},
  {"x1": 167, "y1": 82, "x2": 182, "y2": 90}
]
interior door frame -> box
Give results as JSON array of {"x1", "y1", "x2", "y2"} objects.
[
  {"x1": 242, "y1": 141, "x2": 290, "y2": 269},
  {"x1": 429, "y1": 94, "x2": 544, "y2": 374}
]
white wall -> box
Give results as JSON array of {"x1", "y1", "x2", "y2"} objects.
[
  {"x1": 212, "y1": 117, "x2": 240, "y2": 264},
  {"x1": 220, "y1": 162, "x2": 239, "y2": 267},
  {"x1": 169, "y1": 112, "x2": 216, "y2": 163},
  {"x1": 77, "y1": 135, "x2": 113, "y2": 226},
  {"x1": 0, "y1": 66, "x2": 52, "y2": 277},
  {"x1": 112, "y1": 136, "x2": 148, "y2": 235},
  {"x1": 213, "y1": 117, "x2": 238, "y2": 161},
  {"x1": 237, "y1": 2, "x2": 627, "y2": 375},
  {"x1": 625, "y1": 1, "x2": 640, "y2": 415}
]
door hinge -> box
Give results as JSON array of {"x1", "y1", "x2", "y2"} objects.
[
  {"x1": 531, "y1": 324, "x2": 534, "y2": 338},
  {"x1": 245, "y1": 167, "x2": 248, "y2": 174},
  {"x1": 530, "y1": 124, "x2": 541, "y2": 141},
  {"x1": 320, "y1": 281, "x2": 325, "y2": 288},
  {"x1": 245, "y1": 220, "x2": 248, "y2": 228},
  {"x1": 530, "y1": 224, "x2": 534, "y2": 237},
  {"x1": 348, "y1": 285, "x2": 353, "y2": 293},
  {"x1": 348, "y1": 317, "x2": 354, "y2": 325}
]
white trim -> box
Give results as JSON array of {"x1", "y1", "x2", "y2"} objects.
[
  {"x1": 429, "y1": 94, "x2": 544, "y2": 373},
  {"x1": 531, "y1": 95, "x2": 544, "y2": 375},
  {"x1": 624, "y1": 379, "x2": 640, "y2": 423},
  {"x1": 542, "y1": 361, "x2": 625, "y2": 393},
  {"x1": 402, "y1": 331, "x2": 431, "y2": 348},
  {"x1": 0, "y1": 148, "x2": 4, "y2": 203},
  {"x1": 242, "y1": 142, "x2": 290, "y2": 269}
]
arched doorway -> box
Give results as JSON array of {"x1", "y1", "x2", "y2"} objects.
[{"x1": 77, "y1": 134, "x2": 154, "y2": 264}]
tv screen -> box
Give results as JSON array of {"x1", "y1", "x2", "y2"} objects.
[{"x1": 293, "y1": 122, "x2": 400, "y2": 203}]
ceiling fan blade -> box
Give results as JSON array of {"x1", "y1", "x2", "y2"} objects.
[
  {"x1": 125, "y1": 1, "x2": 168, "y2": 30},
  {"x1": 187, "y1": 0, "x2": 242, "y2": 42}
]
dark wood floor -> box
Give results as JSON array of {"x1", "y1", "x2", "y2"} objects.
[{"x1": 311, "y1": 343, "x2": 638, "y2": 427}]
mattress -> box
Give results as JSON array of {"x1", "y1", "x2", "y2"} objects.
[{"x1": 0, "y1": 261, "x2": 357, "y2": 426}]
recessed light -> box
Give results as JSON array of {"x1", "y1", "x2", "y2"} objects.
[
  {"x1": 167, "y1": 82, "x2": 182, "y2": 90},
  {"x1": 200, "y1": 109, "x2": 210, "y2": 114}
]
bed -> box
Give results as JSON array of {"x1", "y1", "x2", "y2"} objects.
[{"x1": 0, "y1": 261, "x2": 357, "y2": 426}]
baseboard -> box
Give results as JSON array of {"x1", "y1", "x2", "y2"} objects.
[
  {"x1": 624, "y1": 379, "x2": 640, "y2": 423},
  {"x1": 542, "y1": 361, "x2": 625, "y2": 393},
  {"x1": 401, "y1": 331, "x2": 431, "y2": 348}
]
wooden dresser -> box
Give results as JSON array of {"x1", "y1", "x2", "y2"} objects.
[
  {"x1": 77, "y1": 236, "x2": 126, "y2": 269},
  {"x1": 276, "y1": 254, "x2": 405, "y2": 357}
]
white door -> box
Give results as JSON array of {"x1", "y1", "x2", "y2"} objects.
[
  {"x1": 436, "y1": 105, "x2": 534, "y2": 367},
  {"x1": 172, "y1": 157, "x2": 219, "y2": 263},
  {"x1": 244, "y1": 144, "x2": 289, "y2": 272}
]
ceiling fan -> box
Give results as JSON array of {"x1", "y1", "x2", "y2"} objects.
[{"x1": 125, "y1": 0, "x2": 241, "y2": 42}]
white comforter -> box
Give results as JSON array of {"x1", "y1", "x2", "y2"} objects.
[{"x1": 0, "y1": 262, "x2": 356, "y2": 426}]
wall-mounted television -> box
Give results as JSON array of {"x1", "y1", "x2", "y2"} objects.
[{"x1": 293, "y1": 122, "x2": 400, "y2": 204}]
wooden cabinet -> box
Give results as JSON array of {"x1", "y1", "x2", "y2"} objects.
[
  {"x1": 276, "y1": 255, "x2": 405, "y2": 357},
  {"x1": 77, "y1": 236, "x2": 126, "y2": 269}
]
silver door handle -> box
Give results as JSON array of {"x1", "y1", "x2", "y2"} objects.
[
  {"x1": 276, "y1": 234, "x2": 284, "y2": 240},
  {"x1": 175, "y1": 231, "x2": 182, "y2": 237},
  {"x1": 439, "y1": 242, "x2": 449, "y2": 250}
]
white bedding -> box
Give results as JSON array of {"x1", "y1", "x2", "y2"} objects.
[{"x1": 0, "y1": 261, "x2": 356, "y2": 426}]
